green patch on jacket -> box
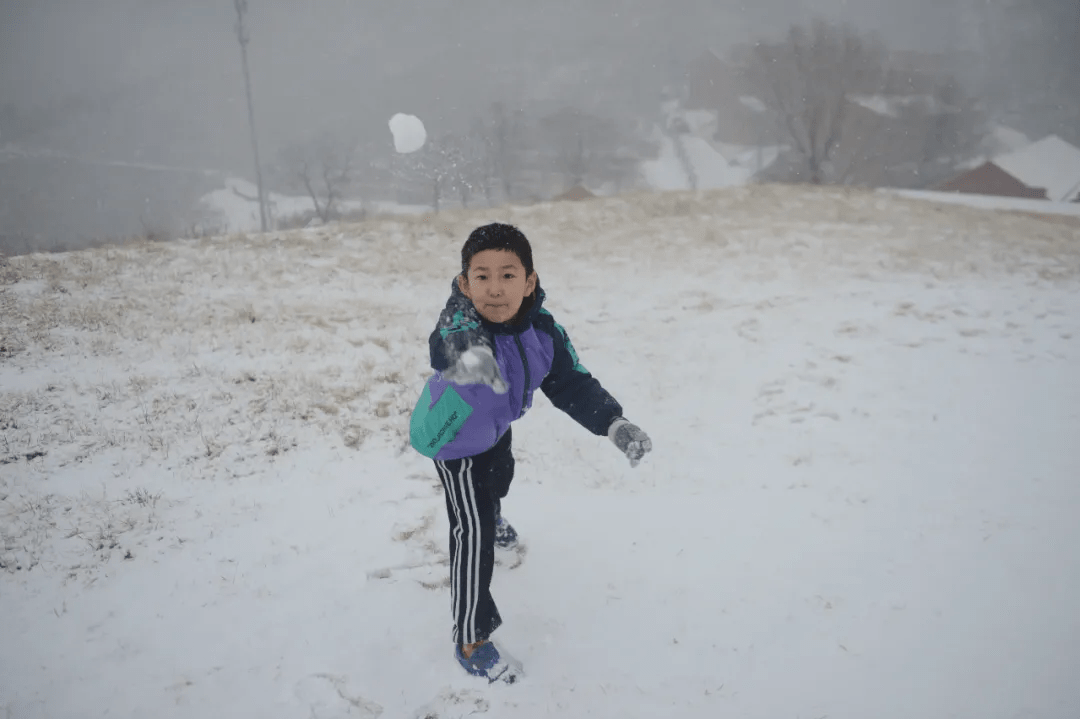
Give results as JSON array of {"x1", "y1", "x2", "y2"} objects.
[
  {"x1": 439, "y1": 310, "x2": 480, "y2": 339},
  {"x1": 410, "y1": 383, "x2": 473, "y2": 458}
]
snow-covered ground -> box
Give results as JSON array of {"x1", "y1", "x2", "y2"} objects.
[
  {"x1": 642, "y1": 131, "x2": 782, "y2": 192},
  {"x1": 641, "y1": 109, "x2": 782, "y2": 193},
  {"x1": 195, "y1": 177, "x2": 430, "y2": 235},
  {"x1": 2, "y1": 185, "x2": 1079, "y2": 719},
  {"x1": 891, "y1": 187, "x2": 1080, "y2": 219}
]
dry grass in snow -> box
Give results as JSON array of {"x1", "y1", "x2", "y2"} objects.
[
  {"x1": 2, "y1": 184, "x2": 1078, "y2": 580},
  {"x1": 0, "y1": 184, "x2": 1078, "y2": 718}
]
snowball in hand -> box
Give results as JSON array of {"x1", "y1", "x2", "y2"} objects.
[
  {"x1": 442, "y1": 346, "x2": 508, "y2": 394},
  {"x1": 389, "y1": 113, "x2": 427, "y2": 154}
]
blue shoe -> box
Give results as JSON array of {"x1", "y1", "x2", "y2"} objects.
[
  {"x1": 455, "y1": 642, "x2": 522, "y2": 684},
  {"x1": 494, "y1": 514, "x2": 519, "y2": 550}
]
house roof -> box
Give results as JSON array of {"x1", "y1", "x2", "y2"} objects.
[
  {"x1": 851, "y1": 94, "x2": 947, "y2": 118},
  {"x1": 993, "y1": 135, "x2": 1080, "y2": 202},
  {"x1": 986, "y1": 125, "x2": 1031, "y2": 155},
  {"x1": 1062, "y1": 176, "x2": 1080, "y2": 203},
  {"x1": 553, "y1": 185, "x2": 595, "y2": 202},
  {"x1": 935, "y1": 161, "x2": 1049, "y2": 199}
]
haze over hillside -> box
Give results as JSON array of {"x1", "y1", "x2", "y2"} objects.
[{"x1": 1, "y1": 0, "x2": 1076, "y2": 248}]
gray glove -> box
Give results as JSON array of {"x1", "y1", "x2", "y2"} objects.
[
  {"x1": 441, "y1": 346, "x2": 508, "y2": 394},
  {"x1": 608, "y1": 417, "x2": 652, "y2": 467}
]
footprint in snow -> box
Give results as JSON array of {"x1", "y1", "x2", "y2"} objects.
[
  {"x1": 293, "y1": 673, "x2": 383, "y2": 718},
  {"x1": 413, "y1": 688, "x2": 489, "y2": 719}
]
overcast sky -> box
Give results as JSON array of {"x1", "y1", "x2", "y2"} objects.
[{"x1": 0, "y1": 0, "x2": 1073, "y2": 171}]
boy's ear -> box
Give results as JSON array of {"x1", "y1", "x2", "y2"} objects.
[
  {"x1": 526, "y1": 272, "x2": 538, "y2": 296},
  {"x1": 457, "y1": 274, "x2": 471, "y2": 298}
]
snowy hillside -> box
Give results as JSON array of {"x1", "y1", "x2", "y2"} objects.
[
  {"x1": 194, "y1": 177, "x2": 430, "y2": 235},
  {"x1": 643, "y1": 104, "x2": 783, "y2": 192},
  {"x1": 2, "y1": 185, "x2": 1079, "y2": 719},
  {"x1": 890, "y1": 188, "x2": 1080, "y2": 218}
]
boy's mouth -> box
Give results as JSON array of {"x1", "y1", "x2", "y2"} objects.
[{"x1": 480, "y1": 304, "x2": 513, "y2": 320}]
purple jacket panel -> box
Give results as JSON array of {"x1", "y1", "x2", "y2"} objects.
[{"x1": 429, "y1": 327, "x2": 555, "y2": 461}]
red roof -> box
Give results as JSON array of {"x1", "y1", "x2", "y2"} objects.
[
  {"x1": 935, "y1": 162, "x2": 1048, "y2": 200},
  {"x1": 554, "y1": 185, "x2": 595, "y2": 202}
]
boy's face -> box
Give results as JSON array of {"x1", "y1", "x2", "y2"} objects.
[{"x1": 458, "y1": 249, "x2": 537, "y2": 324}]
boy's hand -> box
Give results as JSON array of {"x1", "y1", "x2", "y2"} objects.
[
  {"x1": 442, "y1": 346, "x2": 509, "y2": 394},
  {"x1": 608, "y1": 418, "x2": 652, "y2": 467}
]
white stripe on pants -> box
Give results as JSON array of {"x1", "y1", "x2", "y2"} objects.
[
  {"x1": 436, "y1": 457, "x2": 484, "y2": 645},
  {"x1": 433, "y1": 430, "x2": 512, "y2": 646}
]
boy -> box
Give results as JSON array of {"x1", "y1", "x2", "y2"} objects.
[{"x1": 409, "y1": 223, "x2": 652, "y2": 684}]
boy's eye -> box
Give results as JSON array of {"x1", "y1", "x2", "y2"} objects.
[{"x1": 503, "y1": 273, "x2": 515, "y2": 279}]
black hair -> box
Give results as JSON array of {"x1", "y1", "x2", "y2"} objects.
[{"x1": 460, "y1": 223, "x2": 534, "y2": 278}]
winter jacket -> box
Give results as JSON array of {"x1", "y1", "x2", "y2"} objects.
[{"x1": 410, "y1": 278, "x2": 623, "y2": 461}]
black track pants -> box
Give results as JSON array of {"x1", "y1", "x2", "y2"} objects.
[{"x1": 433, "y1": 427, "x2": 515, "y2": 645}]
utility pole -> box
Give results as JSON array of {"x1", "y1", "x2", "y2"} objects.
[{"x1": 234, "y1": 0, "x2": 268, "y2": 232}]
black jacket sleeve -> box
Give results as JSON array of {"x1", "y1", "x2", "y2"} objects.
[{"x1": 536, "y1": 309, "x2": 623, "y2": 435}]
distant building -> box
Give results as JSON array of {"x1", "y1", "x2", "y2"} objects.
[
  {"x1": 936, "y1": 162, "x2": 1048, "y2": 199},
  {"x1": 683, "y1": 50, "x2": 981, "y2": 189},
  {"x1": 553, "y1": 185, "x2": 595, "y2": 202},
  {"x1": 935, "y1": 135, "x2": 1080, "y2": 202}
]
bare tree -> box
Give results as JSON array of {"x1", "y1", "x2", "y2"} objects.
[
  {"x1": 741, "y1": 19, "x2": 889, "y2": 184},
  {"x1": 901, "y1": 76, "x2": 984, "y2": 187},
  {"x1": 466, "y1": 119, "x2": 498, "y2": 205},
  {"x1": 0, "y1": 103, "x2": 29, "y2": 144},
  {"x1": 970, "y1": 0, "x2": 1080, "y2": 145},
  {"x1": 276, "y1": 135, "x2": 359, "y2": 223},
  {"x1": 483, "y1": 102, "x2": 530, "y2": 202},
  {"x1": 538, "y1": 107, "x2": 634, "y2": 192},
  {"x1": 425, "y1": 131, "x2": 498, "y2": 210},
  {"x1": 664, "y1": 115, "x2": 699, "y2": 190},
  {"x1": 392, "y1": 133, "x2": 467, "y2": 213},
  {"x1": 439, "y1": 135, "x2": 479, "y2": 209}
]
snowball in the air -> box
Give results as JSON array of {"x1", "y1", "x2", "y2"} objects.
[{"x1": 389, "y1": 113, "x2": 427, "y2": 153}]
